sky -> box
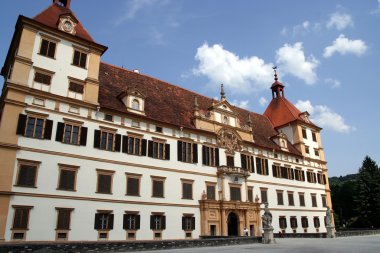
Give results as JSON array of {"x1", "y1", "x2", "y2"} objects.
[{"x1": 1, "y1": 0, "x2": 379, "y2": 177}]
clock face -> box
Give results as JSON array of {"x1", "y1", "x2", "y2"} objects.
[{"x1": 63, "y1": 21, "x2": 73, "y2": 32}]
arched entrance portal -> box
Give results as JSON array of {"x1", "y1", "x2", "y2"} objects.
[{"x1": 227, "y1": 212, "x2": 239, "y2": 236}]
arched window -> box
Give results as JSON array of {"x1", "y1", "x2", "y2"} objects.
[{"x1": 132, "y1": 99, "x2": 139, "y2": 110}]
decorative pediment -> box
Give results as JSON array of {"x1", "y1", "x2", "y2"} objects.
[
  {"x1": 210, "y1": 100, "x2": 237, "y2": 116},
  {"x1": 299, "y1": 111, "x2": 310, "y2": 123},
  {"x1": 217, "y1": 127, "x2": 242, "y2": 154},
  {"x1": 58, "y1": 14, "x2": 78, "y2": 35}
]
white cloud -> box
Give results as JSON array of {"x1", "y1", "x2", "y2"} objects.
[
  {"x1": 231, "y1": 99, "x2": 250, "y2": 109},
  {"x1": 115, "y1": 0, "x2": 167, "y2": 25},
  {"x1": 323, "y1": 34, "x2": 367, "y2": 58},
  {"x1": 281, "y1": 21, "x2": 322, "y2": 37},
  {"x1": 325, "y1": 78, "x2": 341, "y2": 88},
  {"x1": 371, "y1": 0, "x2": 380, "y2": 14},
  {"x1": 275, "y1": 42, "x2": 319, "y2": 85},
  {"x1": 193, "y1": 43, "x2": 274, "y2": 92},
  {"x1": 295, "y1": 100, "x2": 355, "y2": 133},
  {"x1": 326, "y1": 12, "x2": 353, "y2": 30},
  {"x1": 259, "y1": 97, "x2": 268, "y2": 107}
]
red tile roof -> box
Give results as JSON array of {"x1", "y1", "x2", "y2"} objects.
[
  {"x1": 98, "y1": 62, "x2": 302, "y2": 156},
  {"x1": 263, "y1": 96, "x2": 303, "y2": 128},
  {"x1": 33, "y1": 3, "x2": 94, "y2": 42}
]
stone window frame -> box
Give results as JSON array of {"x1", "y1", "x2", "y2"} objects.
[
  {"x1": 124, "y1": 211, "x2": 140, "y2": 240},
  {"x1": 205, "y1": 181, "x2": 216, "y2": 200},
  {"x1": 150, "y1": 212, "x2": 166, "y2": 239},
  {"x1": 181, "y1": 178, "x2": 194, "y2": 200},
  {"x1": 59, "y1": 118, "x2": 84, "y2": 146},
  {"x1": 260, "y1": 187, "x2": 268, "y2": 204},
  {"x1": 290, "y1": 216, "x2": 298, "y2": 229},
  {"x1": 182, "y1": 213, "x2": 195, "y2": 238},
  {"x1": 11, "y1": 205, "x2": 34, "y2": 241},
  {"x1": 23, "y1": 111, "x2": 50, "y2": 139},
  {"x1": 96, "y1": 169, "x2": 115, "y2": 194},
  {"x1": 94, "y1": 210, "x2": 114, "y2": 240},
  {"x1": 71, "y1": 45, "x2": 89, "y2": 69},
  {"x1": 321, "y1": 194, "x2": 327, "y2": 207},
  {"x1": 311, "y1": 194, "x2": 318, "y2": 207},
  {"x1": 247, "y1": 186, "x2": 254, "y2": 202},
  {"x1": 32, "y1": 66, "x2": 54, "y2": 91},
  {"x1": 55, "y1": 207, "x2": 74, "y2": 241},
  {"x1": 67, "y1": 76, "x2": 85, "y2": 99},
  {"x1": 56, "y1": 163, "x2": 79, "y2": 191},
  {"x1": 298, "y1": 192, "x2": 306, "y2": 207},
  {"x1": 14, "y1": 159, "x2": 41, "y2": 188},
  {"x1": 149, "y1": 137, "x2": 168, "y2": 160},
  {"x1": 288, "y1": 191, "x2": 295, "y2": 206},
  {"x1": 229, "y1": 183, "x2": 242, "y2": 201},
  {"x1": 276, "y1": 190, "x2": 284, "y2": 205},
  {"x1": 151, "y1": 176, "x2": 166, "y2": 198},
  {"x1": 98, "y1": 126, "x2": 118, "y2": 152},
  {"x1": 38, "y1": 34, "x2": 59, "y2": 59},
  {"x1": 202, "y1": 144, "x2": 218, "y2": 167},
  {"x1": 178, "y1": 138, "x2": 198, "y2": 164},
  {"x1": 125, "y1": 173, "x2": 142, "y2": 197},
  {"x1": 240, "y1": 152, "x2": 255, "y2": 173},
  {"x1": 125, "y1": 131, "x2": 144, "y2": 155}
]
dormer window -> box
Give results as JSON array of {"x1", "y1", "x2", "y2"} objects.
[
  {"x1": 117, "y1": 87, "x2": 146, "y2": 115},
  {"x1": 132, "y1": 99, "x2": 139, "y2": 110}
]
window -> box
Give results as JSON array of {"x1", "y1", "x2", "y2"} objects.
[
  {"x1": 16, "y1": 114, "x2": 53, "y2": 139},
  {"x1": 281, "y1": 167, "x2": 295, "y2": 180},
  {"x1": 126, "y1": 174, "x2": 141, "y2": 196},
  {"x1": 16, "y1": 161, "x2": 39, "y2": 187},
  {"x1": 94, "y1": 129, "x2": 121, "y2": 152},
  {"x1": 256, "y1": 157, "x2": 269, "y2": 175},
  {"x1": 272, "y1": 164, "x2": 281, "y2": 178},
  {"x1": 312, "y1": 132, "x2": 317, "y2": 142},
  {"x1": 248, "y1": 186, "x2": 254, "y2": 202},
  {"x1": 279, "y1": 217, "x2": 287, "y2": 229},
  {"x1": 230, "y1": 185, "x2": 241, "y2": 201},
  {"x1": 288, "y1": 192, "x2": 294, "y2": 206},
  {"x1": 182, "y1": 216, "x2": 195, "y2": 231},
  {"x1": 57, "y1": 165, "x2": 78, "y2": 191},
  {"x1": 178, "y1": 140, "x2": 198, "y2": 163},
  {"x1": 290, "y1": 217, "x2": 298, "y2": 229},
  {"x1": 152, "y1": 176, "x2": 165, "y2": 198},
  {"x1": 240, "y1": 154, "x2": 255, "y2": 172},
  {"x1": 94, "y1": 212, "x2": 114, "y2": 230},
  {"x1": 72, "y1": 49, "x2": 87, "y2": 68},
  {"x1": 321, "y1": 195, "x2": 327, "y2": 207},
  {"x1": 294, "y1": 168, "x2": 305, "y2": 181},
  {"x1": 96, "y1": 170, "x2": 114, "y2": 194},
  {"x1": 33, "y1": 71, "x2": 52, "y2": 91},
  {"x1": 56, "y1": 121, "x2": 87, "y2": 146},
  {"x1": 317, "y1": 173, "x2": 326, "y2": 185},
  {"x1": 202, "y1": 145, "x2": 219, "y2": 167},
  {"x1": 56, "y1": 208, "x2": 73, "y2": 230},
  {"x1": 12, "y1": 206, "x2": 32, "y2": 230},
  {"x1": 39, "y1": 38, "x2": 56, "y2": 58},
  {"x1": 305, "y1": 146, "x2": 310, "y2": 154},
  {"x1": 182, "y1": 180, "x2": 193, "y2": 199},
  {"x1": 307, "y1": 171, "x2": 317, "y2": 183},
  {"x1": 314, "y1": 149, "x2": 319, "y2": 157},
  {"x1": 104, "y1": 114, "x2": 113, "y2": 122},
  {"x1": 299, "y1": 193, "x2": 305, "y2": 207},
  {"x1": 260, "y1": 188, "x2": 268, "y2": 204},
  {"x1": 206, "y1": 184, "x2": 216, "y2": 200},
  {"x1": 122, "y1": 134, "x2": 146, "y2": 156},
  {"x1": 123, "y1": 213, "x2": 140, "y2": 230},
  {"x1": 132, "y1": 99, "x2": 139, "y2": 110},
  {"x1": 301, "y1": 217, "x2": 308, "y2": 228},
  {"x1": 313, "y1": 216, "x2": 320, "y2": 228},
  {"x1": 148, "y1": 139, "x2": 170, "y2": 160},
  {"x1": 277, "y1": 191, "x2": 284, "y2": 205},
  {"x1": 155, "y1": 126, "x2": 163, "y2": 133},
  {"x1": 131, "y1": 120, "x2": 140, "y2": 128},
  {"x1": 302, "y1": 128, "x2": 307, "y2": 139},
  {"x1": 311, "y1": 194, "x2": 317, "y2": 207},
  {"x1": 150, "y1": 214, "x2": 166, "y2": 230},
  {"x1": 68, "y1": 81, "x2": 84, "y2": 94}
]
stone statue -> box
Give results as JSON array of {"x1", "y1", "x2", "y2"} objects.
[
  {"x1": 326, "y1": 206, "x2": 333, "y2": 227},
  {"x1": 262, "y1": 203, "x2": 273, "y2": 229}
]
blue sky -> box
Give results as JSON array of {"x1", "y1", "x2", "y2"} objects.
[{"x1": 1, "y1": 1, "x2": 380, "y2": 176}]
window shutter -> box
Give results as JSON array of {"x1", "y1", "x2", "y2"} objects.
[
  {"x1": 136, "y1": 215, "x2": 141, "y2": 229},
  {"x1": 80, "y1": 53, "x2": 87, "y2": 68},
  {"x1": 44, "y1": 119, "x2": 53, "y2": 139},
  {"x1": 182, "y1": 217, "x2": 186, "y2": 230},
  {"x1": 123, "y1": 214, "x2": 128, "y2": 230},
  {"x1": 94, "y1": 213, "x2": 100, "y2": 229},
  {"x1": 162, "y1": 216, "x2": 166, "y2": 230},
  {"x1": 323, "y1": 174, "x2": 326, "y2": 185},
  {"x1": 115, "y1": 134, "x2": 121, "y2": 152},
  {"x1": 265, "y1": 159, "x2": 269, "y2": 175},
  {"x1": 55, "y1": 122, "x2": 64, "y2": 142},
  {"x1": 250, "y1": 156, "x2": 255, "y2": 173},
  {"x1": 256, "y1": 158, "x2": 261, "y2": 174},
  {"x1": 148, "y1": 140, "x2": 153, "y2": 157},
  {"x1": 241, "y1": 154, "x2": 247, "y2": 170},
  {"x1": 48, "y1": 42, "x2": 56, "y2": 58},
  {"x1": 150, "y1": 215, "x2": 154, "y2": 229},
  {"x1": 122, "y1": 135, "x2": 128, "y2": 153},
  {"x1": 16, "y1": 114, "x2": 27, "y2": 135},
  {"x1": 109, "y1": 214, "x2": 114, "y2": 230},
  {"x1": 215, "y1": 148, "x2": 220, "y2": 166},
  {"x1": 202, "y1": 145, "x2": 206, "y2": 165},
  {"x1": 192, "y1": 143, "x2": 198, "y2": 163},
  {"x1": 191, "y1": 217, "x2": 195, "y2": 230},
  {"x1": 165, "y1": 144, "x2": 170, "y2": 160},
  {"x1": 94, "y1": 130, "x2": 101, "y2": 149},
  {"x1": 177, "y1": 140, "x2": 182, "y2": 161},
  {"x1": 272, "y1": 165, "x2": 277, "y2": 177},
  {"x1": 80, "y1": 127, "x2": 87, "y2": 146},
  {"x1": 141, "y1": 139, "x2": 147, "y2": 156}
]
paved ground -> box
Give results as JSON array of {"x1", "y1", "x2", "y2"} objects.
[{"x1": 131, "y1": 235, "x2": 380, "y2": 253}]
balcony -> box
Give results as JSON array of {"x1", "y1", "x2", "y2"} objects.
[{"x1": 217, "y1": 165, "x2": 250, "y2": 177}]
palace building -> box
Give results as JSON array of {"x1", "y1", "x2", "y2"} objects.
[{"x1": 0, "y1": 0, "x2": 332, "y2": 242}]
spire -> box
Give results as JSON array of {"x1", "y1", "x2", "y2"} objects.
[
  {"x1": 220, "y1": 84, "x2": 226, "y2": 101},
  {"x1": 270, "y1": 66, "x2": 285, "y2": 99}
]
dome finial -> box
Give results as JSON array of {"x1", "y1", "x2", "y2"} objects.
[
  {"x1": 273, "y1": 66, "x2": 278, "y2": 81},
  {"x1": 220, "y1": 83, "x2": 226, "y2": 101}
]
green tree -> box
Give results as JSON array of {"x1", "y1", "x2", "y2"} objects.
[{"x1": 355, "y1": 156, "x2": 380, "y2": 228}]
